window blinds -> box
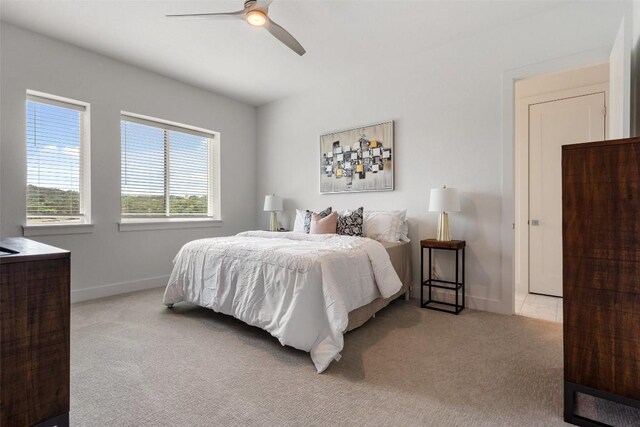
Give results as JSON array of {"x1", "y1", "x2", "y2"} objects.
[
  {"x1": 121, "y1": 115, "x2": 213, "y2": 217},
  {"x1": 26, "y1": 96, "x2": 86, "y2": 223}
]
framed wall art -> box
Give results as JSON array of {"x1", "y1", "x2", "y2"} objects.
[{"x1": 319, "y1": 120, "x2": 394, "y2": 194}]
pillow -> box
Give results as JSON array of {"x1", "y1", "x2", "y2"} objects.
[
  {"x1": 309, "y1": 212, "x2": 337, "y2": 234},
  {"x1": 363, "y1": 210, "x2": 407, "y2": 242},
  {"x1": 293, "y1": 209, "x2": 306, "y2": 233},
  {"x1": 399, "y1": 219, "x2": 410, "y2": 242},
  {"x1": 303, "y1": 207, "x2": 332, "y2": 233},
  {"x1": 337, "y1": 207, "x2": 364, "y2": 237}
]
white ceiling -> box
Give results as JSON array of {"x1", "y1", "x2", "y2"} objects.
[{"x1": 0, "y1": 0, "x2": 569, "y2": 106}]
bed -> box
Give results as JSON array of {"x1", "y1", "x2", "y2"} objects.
[
  {"x1": 163, "y1": 231, "x2": 412, "y2": 372},
  {"x1": 347, "y1": 240, "x2": 412, "y2": 331}
]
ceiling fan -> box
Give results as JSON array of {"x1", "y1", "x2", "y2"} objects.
[{"x1": 167, "y1": 0, "x2": 306, "y2": 56}]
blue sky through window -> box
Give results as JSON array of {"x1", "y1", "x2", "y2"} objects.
[{"x1": 27, "y1": 100, "x2": 81, "y2": 192}]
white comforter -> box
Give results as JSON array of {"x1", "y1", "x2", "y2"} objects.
[{"x1": 163, "y1": 231, "x2": 402, "y2": 372}]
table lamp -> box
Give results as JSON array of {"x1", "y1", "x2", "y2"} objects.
[
  {"x1": 264, "y1": 194, "x2": 283, "y2": 232},
  {"x1": 429, "y1": 186, "x2": 460, "y2": 241}
]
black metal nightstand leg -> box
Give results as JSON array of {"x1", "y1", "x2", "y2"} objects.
[
  {"x1": 462, "y1": 247, "x2": 465, "y2": 309},
  {"x1": 428, "y1": 248, "x2": 432, "y2": 303},
  {"x1": 455, "y1": 249, "x2": 459, "y2": 311},
  {"x1": 420, "y1": 246, "x2": 424, "y2": 305}
]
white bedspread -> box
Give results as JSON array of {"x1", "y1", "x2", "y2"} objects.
[{"x1": 163, "y1": 231, "x2": 402, "y2": 372}]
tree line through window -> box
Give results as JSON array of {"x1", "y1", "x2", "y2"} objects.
[{"x1": 120, "y1": 116, "x2": 213, "y2": 218}]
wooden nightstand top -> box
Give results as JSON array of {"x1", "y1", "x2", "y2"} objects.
[{"x1": 420, "y1": 239, "x2": 466, "y2": 249}]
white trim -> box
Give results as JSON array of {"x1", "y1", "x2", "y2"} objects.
[
  {"x1": 164, "y1": 129, "x2": 171, "y2": 216},
  {"x1": 120, "y1": 112, "x2": 220, "y2": 220},
  {"x1": 23, "y1": 223, "x2": 94, "y2": 236},
  {"x1": 118, "y1": 218, "x2": 223, "y2": 232},
  {"x1": 501, "y1": 48, "x2": 612, "y2": 315},
  {"x1": 515, "y1": 80, "x2": 608, "y2": 300},
  {"x1": 26, "y1": 89, "x2": 89, "y2": 111},
  {"x1": 25, "y1": 90, "x2": 92, "y2": 225},
  {"x1": 121, "y1": 111, "x2": 217, "y2": 139},
  {"x1": 411, "y1": 288, "x2": 509, "y2": 314},
  {"x1": 81, "y1": 96, "x2": 92, "y2": 224},
  {"x1": 71, "y1": 275, "x2": 169, "y2": 303},
  {"x1": 210, "y1": 132, "x2": 222, "y2": 219}
]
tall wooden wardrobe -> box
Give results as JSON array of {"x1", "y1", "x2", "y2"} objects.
[{"x1": 562, "y1": 137, "x2": 640, "y2": 425}]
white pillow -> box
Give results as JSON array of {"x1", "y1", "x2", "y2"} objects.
[
  {"x1": 399, "y1": 219, "x2": 409, "y2": 242},
  {"x1": 363, "y1": 210, "x2": 407, "y2": 242},
  {"x1": 293, "y1": 209, "x2": 306, "y2": 233}
]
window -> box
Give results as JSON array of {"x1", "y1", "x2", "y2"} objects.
[
  {"x1": 120, "y1": 113, "x2": 219, "y2": 220},
  {"x1": 26, "y1": 91, "x2": 90, "y2": 225}
]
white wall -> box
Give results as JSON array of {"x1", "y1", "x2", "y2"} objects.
[
  {"x1": 255, "y1": 1, "x2": 632, "y2": 313},
  {"x1": 609, "y1": 17, "x2": 632, "y2": 138},
  {"x1": 633, "y1": 0, "x2": 640, "y2": 136},
  {"x1": 636, "y1": 0, "x2": 640, "y2": 43},
  {"x1": 0, "y1": 23, "x2": 257, "y2": 301}
]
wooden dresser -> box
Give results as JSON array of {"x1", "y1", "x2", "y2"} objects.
[
  {"x1": 0, "y1": 238, "x2": 70, "y2": 427},
  {"x1": 562, "y1": 137, "x2": 640, "y2": 425}
]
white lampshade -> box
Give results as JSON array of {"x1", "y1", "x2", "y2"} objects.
[
  {"x1": 263, "y1": 194, "x2": 283, "y2": 212},
  {"x1": 429, "y1": 187, "x2": 460, "y2": 212}
]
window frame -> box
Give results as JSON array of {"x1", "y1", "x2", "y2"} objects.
[
  {"x1": 119, "y1": 111, "x2": 221, "y2": 223},
  {"x1": 24, "y1": 89, "x2": 92, "y2": 227}
]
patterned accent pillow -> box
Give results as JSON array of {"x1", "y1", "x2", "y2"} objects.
[
  {"x1": 303, "y1": 207, "x2": 332, "y2": 233},
  {"x1": 337, "y1": 207, "x2": 364, "y2": 237}
]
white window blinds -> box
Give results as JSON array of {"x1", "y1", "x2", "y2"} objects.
[
  {"x1": 26, "y1": 93, "x2": 89, "y2": 224},
  {"x1": 121, "y1": 114, "x2": 216, "y2": 218}
]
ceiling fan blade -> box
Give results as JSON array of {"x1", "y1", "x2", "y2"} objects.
[
  {"x1": 166, "y1": 10, "x2": 245, "y2": 20},
  {"x1": 264, "y1": 17, "x2": 306, "y2": 56}
]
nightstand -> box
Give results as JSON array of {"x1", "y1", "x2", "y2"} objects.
[{"x1": 420, "y1": 239, "x2": 466, "y2": 314}]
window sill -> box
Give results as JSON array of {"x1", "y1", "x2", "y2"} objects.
[
  {"x1": 118, "y1": 218, "x2": 223, "y2": 232},
  {"x1": 22, "y1": 223, "x2": 94, "y2": 237}
]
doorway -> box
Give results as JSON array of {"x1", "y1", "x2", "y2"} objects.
[{"x1": 514, "y1": 64, "x2": 609, "y2": 322}]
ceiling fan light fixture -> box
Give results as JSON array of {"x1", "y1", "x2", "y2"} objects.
[
  {"x1": 167, "y1": 1, "x2": 305, "y2": 56},
  {"x1": 246, "y1": 9, "x2": 267, "y2": 26}
]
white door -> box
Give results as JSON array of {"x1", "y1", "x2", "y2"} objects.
[{"x1": 529, "y1": 93, "x2": 606, "y2": 296}]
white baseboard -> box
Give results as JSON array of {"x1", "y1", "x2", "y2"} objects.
[
  {"x1": 71, "y1": 275, "x2": 169, "y2": 303},
  {"x1": 409, "y1": 285, "x2": 510, "y2": 314}
]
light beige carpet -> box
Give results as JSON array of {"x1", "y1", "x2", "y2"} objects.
[{"x1": 70, "y1": 288, "x2": 639, "y2": 426}]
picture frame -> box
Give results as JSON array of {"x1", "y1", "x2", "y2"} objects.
[{"x1": 319, "y1": 120, "x2": 394, "y2": 194}]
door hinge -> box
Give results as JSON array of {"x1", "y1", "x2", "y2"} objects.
[{"x1": 602, "y1": 106, "x2": 607, "y2": 117}]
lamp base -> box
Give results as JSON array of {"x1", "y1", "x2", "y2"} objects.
[
  {"x1": 269, "y1": 211, "x2": 279, "y2": 232},
  {"x1": 436, "y1": 212, "x2": 451, "y2": 241}
]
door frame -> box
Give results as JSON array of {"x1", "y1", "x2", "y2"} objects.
[{"x1": 515, "y1": 82, "x2": 608, "y2": 300}]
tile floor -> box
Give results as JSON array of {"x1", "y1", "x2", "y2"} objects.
[{"x1": 516, "y1": 292, "x2": 563, "y2": 323}]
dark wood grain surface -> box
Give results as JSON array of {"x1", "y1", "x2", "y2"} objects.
[
  {"x1": 420, "y1": 239, "x2": 466, "y2": 250},
  {"x1": 0, "y1": 238, "x2": 70, "y2": 426},
  {"x1": 0, "y1": 237, "x2": 69, "y2": 264},
  {"x1": 562, "y1": 137, "x2": 640, "y2": 400}
]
